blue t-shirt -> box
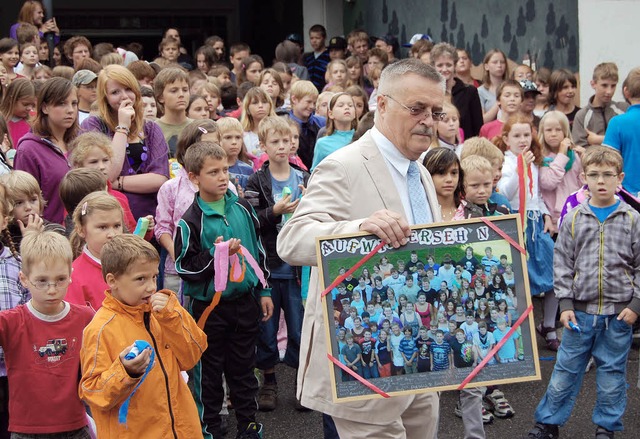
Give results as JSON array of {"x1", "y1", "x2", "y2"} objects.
[
  {"x1": 430, "y1": 340, "x2": 451, "y2": 371},
  {"x1": 269, "y1": 168, "x2": 305, "y2": 278},
  {"x1": 311, "y1": 129, "x2": 355, "y2": 170},
  {"x1": 229, "y1": 160, "x2": 254, "y2": 191},
  {"x1": 589, "y1": 200, "x2": 620, "y2": 223},
  {"x1": 493, "y1": 326, "x2": 520, "y2": 362},
  {"x1": 603, "y1": 105, "x2": 640, "y2": 195}
]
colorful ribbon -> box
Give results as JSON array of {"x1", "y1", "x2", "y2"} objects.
[
  {"x1": 457, "y1": 304, "x2": 534, "y2": 390},
  {"x1": 327, "y1": 354, "x2": 390, "y2": 398},
  {"x1": 118, "y1": 340, "x2": 155, "y2": 425}
]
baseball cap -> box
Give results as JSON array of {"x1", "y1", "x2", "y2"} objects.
[
  {"x1": 376, "y1": 34, "x2": 399, "y2": 50},
  {"x1": 328, "y1": 36, "x2": 347, "y2": 51},
  {"x1": 519, "y1": 79, "x2": 541, "y2": 95},
  {"x1": 286, "y1": 33, "x2": 304, "y2": 46},
  {"x1": 71, "y1": 70, "x2": 98, "y2": 86},
  {"x1": 402, "y1": 33, "x2": 433, "y2": 48}
]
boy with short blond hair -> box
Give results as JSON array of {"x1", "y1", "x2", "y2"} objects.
[
  {"x1": 0, "y1": 231, "x2": 94, "y2": 437},
  {"x1": 79, "y1": 234, "x2": 206, "y2": 438},
  {"x1": 245, "y1": 116, "x2": 308, "y2": 411},
  {"x1": 603, "y1": 67, "x2": 640, "y2": 196},
  {"x1": 153, "y1": 67, "x2": 192, "y2": 157},
  {"x1": 288, "y1": 80, "x2": 326, "y2": 169},
  {"x1": 458, "y1": 155, "x2": 509, "y2": 218},
  {"x1": 526, "y1": 146, "x2": 640, "y2": 439},
  {"x1": 461, "y1": 137, "x2": 512, "y2": 210},
  {"x1": 573, "y1": 62, "x2": 628, "y2": 147},
  {"x1": 175, "y1": 141, "x2": 273, "y2": 438}
]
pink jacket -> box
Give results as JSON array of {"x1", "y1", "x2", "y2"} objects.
[{"x1": 539, "y1": 152, "x2": 583, "y2": 225}]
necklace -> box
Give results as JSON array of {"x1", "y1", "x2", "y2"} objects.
[{"x1": 440, "y1": 204, "x2": 457, "y2": 221}]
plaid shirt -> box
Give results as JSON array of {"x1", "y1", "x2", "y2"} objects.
[{"x1": 0, "y1": 246, "x2": 30, "y2": 376}]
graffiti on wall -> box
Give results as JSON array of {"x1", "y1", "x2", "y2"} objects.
[{"x1": 344, "y1": 0, "x2": 578, "y2": 71}]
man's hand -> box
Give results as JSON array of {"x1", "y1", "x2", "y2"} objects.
[
  {"x1": 261, "y1": 296, "x2": 274, "y2": 321},
  {"x1": 120, "y1": 344, "x2": 152, "y2": 377},
  {"x1": 618, "y1": 308, "x2": 638, "y2": 326},
  {"x1": 359, "y1": 209, "x2": 411, "y2": 248},
  {"x1": 150, "y1": 292, "x2": 169, "y2": 312},
  {"x1": 560, "y1": 309, "x2": 577, "y2": 330}
]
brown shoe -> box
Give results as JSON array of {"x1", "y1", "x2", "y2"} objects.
[{"x1": 257, "y1": 383, "x2": 278, "y2": 411}]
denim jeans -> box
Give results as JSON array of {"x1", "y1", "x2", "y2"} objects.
[
  {"x1": 534, "y1": 310, "x2": 632, "y2": 431},
  {"x1": 256, "y1": 278, "x2": 304, "y2": 369},
  {"x1": 361, "y1": 362, "x2": 380, "y2": 379}
]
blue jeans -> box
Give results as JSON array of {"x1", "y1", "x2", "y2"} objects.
[
  {"x1": 361, "y1": 361, "x2": 380, "y2": 379},
  {"x1": 256, "y1": 278, "x2": 304, "y2": 369},
  {"x1": 534, "y1": 310, "x2": 632, "y2": 431}
]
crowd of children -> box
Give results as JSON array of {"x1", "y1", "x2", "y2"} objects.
[{"x1": 0, "y1": 1, "x2": 639, "y2": 438}]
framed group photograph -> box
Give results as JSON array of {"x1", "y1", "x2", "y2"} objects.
[{"x1": 316, "y1": 215, "x2": 541, "y2": 402}]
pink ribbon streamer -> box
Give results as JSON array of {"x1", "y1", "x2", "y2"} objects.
[
  {"x1": 457, "y1": 304, "x2": 534, "y2": 390},
  {"x1": 213, "y1": 241, "x2": 268, "y2": 291},
  {"x1": 327, "y1": 354, "x2": 391, "y2": 398},
  {"x1": 321, "y1": 241, "x2": 387, "y2": 297}
]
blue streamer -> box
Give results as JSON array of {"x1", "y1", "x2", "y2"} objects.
[{"x1": 118, "y1": 340, "x2": 155, "y2": 425}]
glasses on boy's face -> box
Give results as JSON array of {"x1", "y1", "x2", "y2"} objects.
[
  {"x1": 383, "y1": 94, "x2": 446, "y2": 121},
  {"x1": 585, "y1": 172, "x2": 618, "y2": 181},
  {"x1": 28, "y1": 278, "x2": 70, "y2": 291}
]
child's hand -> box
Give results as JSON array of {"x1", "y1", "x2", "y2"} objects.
[
  {"x1": 559, "y1": 138, "x2": 572, "y2": 155},
  {"x1": 144, "y1": 215, "x2": 155, "y2": 231},
  {"x1": 214, "y1": 236, "x2": 241, "y2": 256},
  {"x1": 543, "y1": 215, "x2": 555, "y2": 235},
  {"x1": 522, "y1": 148, "x2": 535, "y2": 165},
  {"x1": 1, "y1": 134, "x2": 10, "y2": 153},
  {"x1": 118, "y1": 98, "x2": 135, "y2": 127},
  {"x1": 150, "y1": 292, "x2": 169, "y2": 312},
  {"x1": 260, "y1": 296, "x2": 274, "y2": 322},
  {"x1": 617, "y1": 308, "x2": 638, "y2": 326},
  {"x1": 298, "y1": 184, "x2": 307, "y2": 197},
  {"x1": 120, "y1": 344, "x2": 152, "y2": 377},
  {"x1": 18, "y1": 214, "x2": 44, "y2": 236},
  {"x1": 273, "y1": 194, "x2": 299, "y2": 215},
  {"x1": 560, "y1": 309, "x2": 577, "y2": 330},
  {"x1": 586, "y1": 129, "x2": 604, "y2": 146}
]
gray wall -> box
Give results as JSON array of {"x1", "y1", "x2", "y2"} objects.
[{"x1": 343, "y1": 0, "x2": 579, "y2": 71}]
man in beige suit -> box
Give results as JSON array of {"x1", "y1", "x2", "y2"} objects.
[{"x1": 277, "y1": 59, "x2": 445, "y2": 438}]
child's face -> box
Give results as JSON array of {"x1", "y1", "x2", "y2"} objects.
[
  {"x1": 106, "y1": 258, "x2": 159, "y2": 307},
  {"x1": 592, "y1": 78, "x2": 617, "y2": 104},
  {"x1": 433, "y1": 54, "x2": 455, "y2": 83},
  {"x1": 0, "y1": 65, "x2": 7, "y2": 86},
  {"x1": 160, "y1": 79, "x2": 190, "y2": 113},
  {"x1": 20, "y1": 259, "x2": 70, "y2": 315},
  {"x1": 490, "y1": 309, "x2": 499, "y2": 319},
  {"x1": 141, "y1": 96, "x2": 157, "y2": 119},
  {"x1": 346, "y1": 337, "x2": 354, "y2": 345},
  {"x1": 79, "y1": 209, "x2": 123, "y2": 257},
  {"x1": 556, "y1": 80, "x2": 577, "y2": 106},
  {"x1": 364, "y1": 331, "x2": 371, "y2": 341},
  {"x1": 0, "y1": 45, "x2": 20, "y2": 68},
  {"x1": 583, "y1": 164, "x2": 623, "y2": 207},
  {"x1": 289, "y1": 128, "x2": 300, "y2": 155},
  {"x1": 392, "y1": 325, "x2": 401, "y2": 335},
  {"x1": 219, "y1": 129, "x2": 243, "y2": 159},
  {"x1": 261, "y1": 129, "x2": 291, "y2": 164},
  {"x1": 260, "y1": 73, "x2": 281, "y2": 102},
  {"x1": 196, "y1": 53, "x2": 208, "y2": 73},
  {"x1": 38, "y1": 42, "x2": 49, "y2": 61},
  {"x1": 248, "y1": 97, "x2": 270, "y2": 121},
  {"x1": 329, "y1": 94, "x2": 355, "y2": 124},
  {"x1": 431, "y1": 163, "x2": 460, "y2": 199},
  {"x1": 13, "y1": 96, "x2": 37, "y2": 119},
  {"x1": 330, "y1": 64, "x2": 347, "y2": 85},
  {"x1": 498, "y1": 86, "x2": 523, "y2": 115},
  {"x1": 187, "y1": 97, "x2": 210, "y2": 120},
  {"x1": 497, "y1": 322, "x2": 507, "y2": 331},
  {"x1": 514, "y1": 66, "x2": 533, "y2": 81},
  {"x1": 81, "y1": 146, "x2": 112, "y2": 177},
  {"x1": 212, "y1": 41, "x2": 225, "y2": 58},
  {"x1": 245, "y1": 62, "x2": 263, "y2": 84},
  {"x1": 230, "y1": 50, "x2": 249, "y2": 72},
  {"x1": 21, "y1": 45, "x2": 39, "y2": 66},
  {"x1": 484, "y1": 52, "x2": 506, "y2": 78},
  {"x1": 216, "y1": 72, "x2": 231, "y2": 85},
  {"x1": 367, "y1": 56, "x2": 383, "y2": 73},
  {"x1": 456, "y1": 306, "x2": 464, "y2": 315},
  {"x1": 503, "y1": 123, "x2": 532, "y2": 156},
  {"x1": 448, "y1": 321, "x2": 457, "y2": 332},
  {"x1": 338, "y1": 330, "x2": 346, "y2": 340},
  {"x1": 379, "y1": 330, "x2": 387, "y2": 340},
  {"x1": 419, "y1": 328, "x2": 427, "y2": 338},
  {"x1": 12, "y1": 193, "x2": 41, "y2": 225},
  {"x1": 435, "y1": 333, "x2": 444, "y2": 343},
  {"x1": 479, "y1": 325, "x2": 487, "y2": 335},
  {"x1": 354, "y1": 318, "x2": 362, "y2": 328},
  {"x1": 455, "y1": 331, "x2": 466, "y2": 343},
  {"x1": 201, "y1": 89, "x2": 220, "y2": 114},
  {"x1": 466, "y1": 315, "x2": 475, "y2": 324},
  {"x1": 542, "y1": 117, "x2": 565, "y2": 150},
  {"x1": 292, "y1": 95, "x2": 316, "y2": 120},
  {"x1": 404, "y1": 329, "x2": 413, "y2": 338},
  {"x1": 189, "y1": 157, "x2": 229, "y2": 202},
  {"x1": 316, "y1": 95, "x2": 331, "y2": 118},
  {"x1": 351, "y1": 96, "x2": 365, "y2": 119},
  {"x1": 106, "y1": 79, "x2": 137, "y2": 112},
  {"x1": 77, "y1": 80, "x2": 98, "y2": 106},
  {"x1": 161, "y1": 43, "x2": 180, "y2": 63},
  {"x1": 464, "y1": 169, "x2": 493, "y2": 205}
]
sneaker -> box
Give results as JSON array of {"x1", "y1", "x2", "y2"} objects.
[
  {"x1": 482, "y1": 407, "x2": 494, "y2": 424},
  {"x1": 525, "y1": 422, "x2": 559, "y2": 439},
  {"x1": 237, "y1": 422, "x2": 263, "y2": 439},
  {"x1": 484, "y1": 389, "x2": 515, "y2": 418},
  {"x1": 257, "y1": 383, "x2": 278, "y2": 411},
  {"x1": 595, "y1": 426, "x2": 614, "y2": 439}
]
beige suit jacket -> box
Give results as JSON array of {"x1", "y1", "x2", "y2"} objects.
[{"x1": 277, "y1": 130, "x2": 442, "y2": 423}]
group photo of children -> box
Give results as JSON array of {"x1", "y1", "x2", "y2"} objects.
[{"x1": 0, "y1": 0, "x2": 640, "y2": 438}]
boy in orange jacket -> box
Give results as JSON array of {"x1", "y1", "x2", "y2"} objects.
[{"x1": 79, "y1": 234, "x2": 207, "y2": 438}]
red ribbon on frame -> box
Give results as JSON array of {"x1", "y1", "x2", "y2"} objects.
[
  {"x1": 479, "y1": 217, "x2": 526, "y2": 255},
  {"x1": 457, "y1": 304, "x2": 534, "y2": 390},
  {"x1": 321, "y1": 241, "x2": 387, "y2": 297},
  {"x1": 327, "y1": 354, "x2": 391, "y2": 398}
]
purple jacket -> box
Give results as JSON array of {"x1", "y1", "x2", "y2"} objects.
[
  {"x1": 81, "y1": 116, "x2": 170, "y2": 219},
  {"x1": 13, "y1": 133, "x2": 71, "y2": 225}
]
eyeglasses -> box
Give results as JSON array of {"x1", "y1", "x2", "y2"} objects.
[
  {"x1": 28, "y1": 278, "x2": 70, "y2": 291},
  {"x1": 585, "y1": 172, "x2": 618, "y2": 181},
  {"x1": 383, "y1": 94, "x2": 446, "y2": 121}
]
